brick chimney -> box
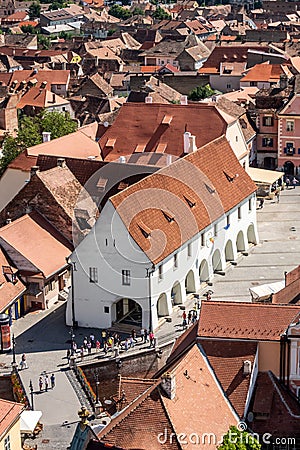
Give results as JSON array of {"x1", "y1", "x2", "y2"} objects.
[
  {"x1": 30, "y1": 166, "x2": 39, "y2": 177},
  {"x1": 161, "y1": 372, "x2": 176, "y2": 399}
]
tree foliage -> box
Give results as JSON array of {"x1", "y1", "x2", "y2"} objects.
[
  {"x1": 29, "y1": 1, "x2": 41, "y2": 19},
  {"x1": 218, "y1": 426, "x2": 261, "y2": 450},
  {"x1": 132, "y1": 7, "x2": 145, "y2": 16},
  {"x1": 0, "y1": 111, "x2": 77, "y2": 175},
  {"x1": 37, "y1": 34, "x2": 51, "y2": 49},
  {"x1": 21, "y1": 24, "x2": 39, "y2": 34},
  {"x1": 152, "y1": 6, "x2": 171, "y2": 20},
  {"x1": 188, "y1": 84, "x2": 215, "y2": 101},
  {"x1": 109, "y1": 4, "x2": 132, "y2": 19}
]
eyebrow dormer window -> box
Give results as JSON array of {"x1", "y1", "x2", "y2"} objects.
[{"x1": 183, "y1": 194, "x2": 196, "y2": 208}]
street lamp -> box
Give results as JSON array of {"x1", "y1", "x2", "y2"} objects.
[
  {"x1": 29, "y1": 380, "x2": 34, "y2": 411},
  {"x1": 11, "y1": 334, "x2": 17, "y2": 370},
  {"x1": 146, "y1": 265, "x2": 155, "y2": 333},
  {"x1": 66, "y1": 259, "x2": 77, "y2": 328},
  {"x1": 69, "y1": 327, "x2": 75, "y2": 355}
]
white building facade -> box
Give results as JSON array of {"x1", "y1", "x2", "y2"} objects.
[{"x1": 66, "y1": 136, "x2": 258, "y2": 331}]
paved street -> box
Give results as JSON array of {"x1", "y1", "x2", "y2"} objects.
[{"x1": 0, "y1": 186, "x2": 300, "y2": 449}]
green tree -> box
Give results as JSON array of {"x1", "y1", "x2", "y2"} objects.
[
  {"x1": 40, "y1": 111, "x2": 77, "y2": 140},
  {"x1": 109, "y1": 4, "x2": 132, "y2": 20},
  {"x1": 188, "y1": 84, "x2": 215, "y2": 101},
  {"x1": 152, "y1": 6, "x2": 171, "y2": 20},
  {"x1": 0, "y1": 135, "x2": 24, "y2": 176},
  {"x1": 132, "y1": 7, "x2": 145, "y2": 16},
  {"x1": 0, "y1": 111, "x2": 77, "y2": 175},
  {"x1": 29, "y1": 1, "x2": 41, "y2": 19},
  {"x1": 21, "y1": 24, "x2": 39, "y2": 34},
  {"x1": 218, "y1": 426, "x2": 261, "y2": 450},
  {"x1": 37, "y1": 34, "x2": 51, "y2": 49}
]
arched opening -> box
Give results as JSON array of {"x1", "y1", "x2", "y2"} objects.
[
  {"x1": 236, "y1": 230, "x2": 246, "y2": 252},
  {"x1": 115, "y1": 298, "x2": 142, "y2": 327},
  {"x1": 171, "y1": 282, "x2": 182, "y2": 305},
  {"x1": 263, "y1": 157, "x2": 276, "y2": 170},
  {"x1": 185, "y1": 270, "x2": 196, "y2": 294},
  {"x1": 212, "y1": 249, "x2": 222, "y2": 272},
  {"x1": 247, "y1": 223, "x2": 257, "y2": 244},
  {"x1": 225, "y1": 240, "x2": 234, "y2": 262},
  {"x1": 284, "y1": 161, "x2": 295, "y2": 176},
  {"x1": 199, "y1": 259, "x2": 209, "y2": 283},
  {"x1": 157, "y1": 293, "x2": 168, "y2": 317}
]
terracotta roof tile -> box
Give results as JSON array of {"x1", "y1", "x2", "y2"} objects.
[
  {"x1": 200, "y1": 339, "x2": 257, "y2": 417},
  {"x1": 0, "y1": 248, "x2": 26, "y2": 312},
  {"x1": 0, "y1": 212, "x2": 70, "y2": 278},
  {"x1": 198, "y1": 301, "x2": 300, "y2": 341},
  {"x1": 110, "y1": 136, "x2": 256, "y2": 264},
  {"x1": 241, "y1": 63, "x2": 287, "y2": 83},
  {"x1": 0, "y1": 69, "x2": 70, "y2": 89},
  {"x1": 0, "y1": 399, "x2": 23, "y2": 438},
  {"x1": 100, "y1": 103, "x2": 227, "y2": 161}
]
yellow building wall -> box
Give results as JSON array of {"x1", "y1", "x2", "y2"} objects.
[
  {"x1": 258, "y1": 341, "x2": 281, "y2": 376},
  {"x1": 0, "y1": 419, "x2": 22, "y2": 450}
]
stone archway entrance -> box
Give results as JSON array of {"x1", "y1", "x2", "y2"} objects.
[{"x1": 115, "y1": 298, "x2": 142, "y2": 327}]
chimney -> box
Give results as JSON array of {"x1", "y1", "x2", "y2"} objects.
[
  {"x1": 243, "y1": 360, "x2": 252, "y2": 376},
  {"x1": 189, "y1": 134, "x2": 197, "y2": 152},
  {"x1": 180, "y1": 95, "x2": 188, "y2": 105},
  {"x1": 145, "y1": 96, "x2": 153, "y2": 103},
  {"x1": 279, "y1": 74, "x2": 288, "y2": 90},
  {"x1": 30, "y1": 166, "x2": 39, "y2": 177},
  {"x1": 161, "y1": 372, "x2": 176, "y2": 399},
  {"x1": 183, "y1": 131, "x2": 191, "y2": 153},
  {"x1": 119, "y1": 156, "x2": 126, "y2": 163},
  {"x1": 57, "y1": 158, "x2": 66, "y2": 168},
  {"x1": 42, "y1": 131, "x2": 51, "y2": 142}
]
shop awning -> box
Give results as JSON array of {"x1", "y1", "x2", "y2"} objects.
[
  {"x1": 248, "y1": 167, "x2": 284, "y2": 185},
  {"x1": 20, "y1": 410, "x2": 42, "y2": 433},
  {"x1": 249, "y1": 281, "x2": 285, "y2": 301}
]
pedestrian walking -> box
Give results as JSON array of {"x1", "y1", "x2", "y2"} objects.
[
  {"x1": 80, "y1": 346, "x2": 84, "y2": 361},
  {"x1": 114, "y1": 343, "x2": 120, "y2": 358},
  {"x1": 276, "y1": 190, "x2": 280, "y2": 203},
  {"x1": 20, "y1": 353, "x2": 28, "y2": 370},
  {"x1": 259, "y1": 198, "x2": 264, "y2": 209},
  {"x1": 87, "y1": 340, "x2": 92, "y2": 355},
  {"x1": 83, "y1": 337, "x2": 88, "y2": 350},
  {"x1": 96, "y1": 340, "x2": 100, "y2": 352},
  {"x1": 101, "y1": 330, "x2": 107, "y2": 347},
  {"x1": 50, "y1": 374, "x2": 55, "y2": 389},
  {"x1": 293, "y1": 177, "x2": 298, "y2": 189},
  {"x1": 144, "y1": 329, "x2": 148, "y2": 342},
  {"x1": 66, "y1": 348, "x2": 71, "y2": 362},
  {"x1": 44, "y1": 375, "x2": 49, "y2": 392},
  {"x1": 140, "y1": 328, "x2": 145, "y2": 342},
  {"x1": 124, "y1": 339, "x2": 129, "y2": 351},
  {"x1": 90, "y1": 333, "x2": 95, "y2": 348},
  {"x1": 182, "y1": 311, "x2": 187, "y2": 329},
  {"x1": 39, "y1": 376, "x2": 43, "y2": 392},
  {"x1": 131, "y1": 329, "x2": 137, "y2": 342},
  {"x1": 286, "y1": 178, "x2": 290, "y2": 189},
  {"x1": 187, "y1": 311, "x2": 192, "y2": 324},
  {"x1": 149, "y1": 331, "x2": 155, "y2": 348}
]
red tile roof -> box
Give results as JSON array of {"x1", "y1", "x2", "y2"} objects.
[
  {"x1": 0, "y1": 69, "x2": 70, "y2": 89},
  {"x1": 141, "y1": 65, "x2": 160, "y2": 73},
  {"x1": 100, "y1": 103, "x2": 227, "y2": 161},
  {"x1": 0, "y1": 399, "x2": 23, "y2": 438},
  {"x1": 0, "y1": 248, "x2": 26, "y2": 312},
  {"x1": 17, "y1": 87, "x2": 68, "y2": 109},
  {"x1": 198, "y1": 301, "x2": 300, "y2": 341},
  {"x1": 110, "y1": 136, "x2": 256, "y2": 264},
  {"x1": 241, "y1": 63, "x2": 287, "y2": 83},
  {"x1": 200, "y1": 339, "x2": 257, "y2": 417},
  {"x1": 0, "y1": 212, "x2": 70, "y2": 278},
  {"x1": 251, "y1": 371, "x2": 300, "y2": 438},
  {"x1": 98, "y1": 345, "x2": 238, "y2": 449},
  {"x1": 198, "y1": 45, "x2": 268, "y2": 74},
  {"x1": 8, "y1": 152, "x2": 37, "y2": 171}
]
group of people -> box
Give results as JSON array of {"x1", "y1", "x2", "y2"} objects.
[
  {"x1": 182, "y1": 300, "x2": 201, "y2": 329},
  {"x1": 68, "y1": 328, "x2": 157, "y2": 361},
  {"x1": 286, "y1": 177, "x2": 298, "y2": 189},
  {"x1": 39, "y1": 373, "x2": 55, "y2": 392}
]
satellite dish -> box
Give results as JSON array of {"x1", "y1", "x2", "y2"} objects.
[
  {"x1": 103, "y1": 121, "x2": 109, "y2": 127},
  {"x1": 247, "y1": 412, "x2": 254, "y2": 422}
]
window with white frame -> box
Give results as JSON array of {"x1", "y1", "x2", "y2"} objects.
[
  {"x1": 286, "y1": 120, "x2": 294, "y2": 132},
  {"x1": 262, "y1": 116, "x2": 273, "y2": 127},
  {"x1": 122, "y1": 270, "x2": 131, "y2": 286},
  {"x1": 174, "y1": 253, "x2": 178, "y2": 269},
  {"x1": 201, "y1": 234, "x2": 205, "y2": 247},
  {"x1": 158, "y1": 265, "x2": 163, "y2": 280},
  {"x1": 4, "y1": 435, "x2": 10, "y2": 450},
  {"x1": 89, "y1": 267, "x2": 98, "y2": 283},
  {"x1": 187, "y1": 243, "x2": 192, "y2": 257}
]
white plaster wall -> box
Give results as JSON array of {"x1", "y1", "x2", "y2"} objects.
[
  {"x1": 67, "y1": 200, "x2": 151, "y2": 329},
  {"x1": 209, "y1": 75, "x2": 241, "y2": 93},
  {"x1": 225, "y1": 121, "x2": 249, "y2": 166},
  {"x1": 0, "y1": 168, "x2": 30, "y2": 212}
]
